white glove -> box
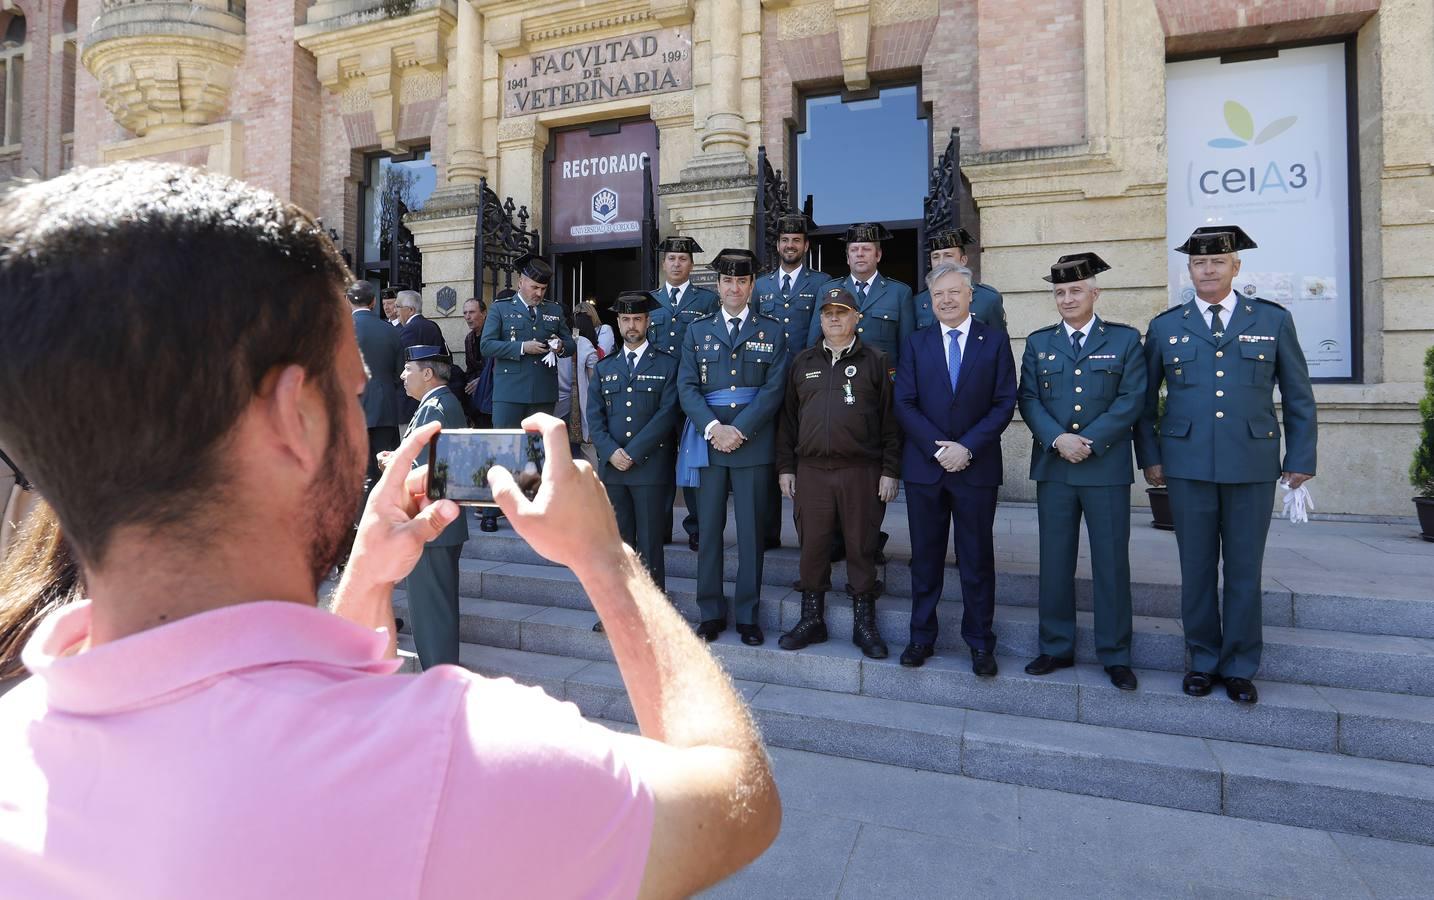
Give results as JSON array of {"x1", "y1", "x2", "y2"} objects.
[
  {"x1": 1281, "y1": 480, "x2": 1313, "y2": 524},
  {"x1": 541, "y1": 351, "x2": 558, "y2": 367},
  {"x1": 541, "y1": 337, "x2": 562, "y2": 367}
]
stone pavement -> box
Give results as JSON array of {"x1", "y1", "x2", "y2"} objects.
[{"x1": 700, "y1": 746, "x2": 1434, "y2": 900}]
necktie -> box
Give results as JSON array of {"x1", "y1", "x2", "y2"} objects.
[
  {"x1": 947, "y1": 329, "x2": 962, "y2": 393},
  {"x1": 670, "y1": 286, "x2": 680, "y2": 307},
  {"x1": 856, "y1": 281, "x2": 868, "y2": 304},
  {"x1": 627, "y1": 350, "x2": 637, "y2": 374},
  {"x1": 528, "y1": 304, "x2": 537, "y2": 325},
  {"x1": 781, "y1": 273, "x2": 791, "y2": 296},
  {"x1": 728, "y1": 316, "x2": 741, "y2": 344},
  {"x1": 1071, "y1": 330, "x2": 1084, "y2": 357},
  {"x1": 1209, "y1": 303, "x2": 1226, "y2": 337}
]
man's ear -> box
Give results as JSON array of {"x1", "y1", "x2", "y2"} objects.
[{"x1": 259, "y1": 363, "x2": 327, "y2": 475}]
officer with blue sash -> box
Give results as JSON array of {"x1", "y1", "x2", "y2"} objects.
[
  {"x1": 1136, "y1": 226, "x2": 1317, "y2": 705},
  {"x1": 806, "y1": 222, "x2": 915, "y2": 374},
  {"x1": 915, "y1": 228, "x2": 1007, "y2": 330},
  {"x1": 677, "y1": 249, "x2": 788, "y2": 645},
  {"x1": 650, "y1": 235, "x2": 720, "y2": 552},
  {"x1": 587, "y1": 292, "x2": 682, "y2": 633},
  {"x1": 1018, "y1": 253, "x2": 1144, "y2": 691}
]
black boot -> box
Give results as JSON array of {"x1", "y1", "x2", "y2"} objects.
[
  {"x1": 852, "y1": 593, "x2": 888, "y2": 659},
  {"x1": 779, "y1": 591, "x2": 828, "y2": 651}
]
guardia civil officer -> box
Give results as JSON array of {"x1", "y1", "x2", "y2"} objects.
[
  {"x1": 397, "y1": 345, "x2": 470, "y2": 669},
  {"x1": 1018, "y1": 253, "x2": 1144, "y2": 691},
  {"x1": 776, "y1": 286, "x2": 900, "y2": 659},
  {"x1": 677, "y1": 249, "x2": 788, "y2": 645},
  {"x1": 650, "y1": 235, "x2": 720, "y2": 552},
  {"x1": 807, "y1": 222, "x2": 915, "y2": 373},
  {"x1": 479, "y1": 253, "x2": 575, "y2": 428},
  {"x1": 915, "y1": 228, "x2": 1007, "y2": 330},
  {"x1": 754, "y1": 212, "x2": 829, "y2": 550},
  {"x1": 1136, "y1": 226, "x2": 1317, "y2": 705},
  {"x1": 587, "y1": 292, "x2": 682, "y2": 633}
]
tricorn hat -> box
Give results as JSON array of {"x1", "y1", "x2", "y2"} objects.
[
  {"x1": 656, "y1": 235, "x2": 703, "y2": 256},
  {"x1": 1043, "y1": 252, "x2": 1112, "y2": 284},
  {"x1": 513, "y1": 253, "x2": 553, "y2": 285},
  {"x1": 405, "y1": 344, "x2": 452, "y2": 363},
  {"x1": 774, "y1": 213, "x2": 815, "y2": 236},
  {"x1": 818, "y1": 285, "x2": 859, "y2": 311},
  {"x1": 612, "y1": 291, "x2": 658, "y2": 315},
  {"x1": 927, "y1": 227, "x2": 976, "y2": 252},
  {"x1": 842, "y1": 222, "x2": 894, "y2": 244},
  {"x1": 1174, "y1": 225, "x2": 1257, "y2": 256},
  {"x1": 345, "y1": 280, "x2": 377, "y2": 304},
  {"x1": 712, "y1": 248, "x2": 758, "y2": 277}
]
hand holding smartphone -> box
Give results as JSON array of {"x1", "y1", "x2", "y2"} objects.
[{"x1": 426, "y1": 428, "x2": 546, "y2": 507}]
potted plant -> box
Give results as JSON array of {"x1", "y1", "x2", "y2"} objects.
[
  {"x1": 1146, "y1": 389, "x2": 1174, "y2": 530},
  {"x1": 1411, "y1": 345, "x2": 1434, "y2": 542}
]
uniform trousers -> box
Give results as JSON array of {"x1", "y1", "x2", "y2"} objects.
[
  {"x1": 491, "y1": 401, "x2": 555, "y2": 428},
  {"x1": 363, "y1": 425, "x2": 400, "y2": 516},
  {"x1": 905, "y1": 477, "x2": 998, "y2": 651},
  {"x1": 1165, "y1": 478, "x2": 1276, "y2": 679},
  {"x1": 1035, "y1": 480, "x2": 1133, "y2": 666},
  {"x1": 696, "y1": 463, "x2": 772, "y2": 625},
  {"x1": 607, "y1": 482, "x2": 668, "y2": 587},
  {"x1": 407, "y1": 543, "x2": 462, "y2": 669},
  {"x1": 794, "y1": 463, "x2": 882, "y2": 595}
]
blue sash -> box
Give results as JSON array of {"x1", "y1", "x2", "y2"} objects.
[{"x1": 676, "y1": 387, "x2": 761, "y2": 487}]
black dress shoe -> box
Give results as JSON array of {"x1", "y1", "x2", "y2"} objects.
[
  {"x1": 688, "y1": 535, "x2": 700, "y2": 551},
  {"x1": 479, "y1": 516, "x2": 498, "y2": 533},
  {"x1": 971, "y1": 649, "x2": 998, "y2": 677},
  {"x1": 900, "y1": 643, "x2": 934, "y2": 667},
  {"x1": 1182, "y1": 671, "x2": 1218, "y2": 697},
  {"x1": 1105, "y1": 665, "x2": 1138, "y2": 691},
  {"x1": 736, "y1": 624, "x2": 765, "y2": 646},
  {"x1": 592, "y1": 620, "x2": 605, "y2": 634},
  {"x1": 696, "y1": 619, "x2": 726, "y2": 642},
  {"x1": 1224, "y1": 677, "x2": 1259, "y2": 704},
  {"x1": 1024, "y1": 654, "x2": 1075, "y2": 676}
]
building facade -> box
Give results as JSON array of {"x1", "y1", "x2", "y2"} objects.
[{"x1": 5, "y1": 0, "x2": 1432, "y2": 516}]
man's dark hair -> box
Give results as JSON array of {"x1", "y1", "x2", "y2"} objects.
[{"x1": 0, "y1": 163, "x2": 351, "y2": 567}]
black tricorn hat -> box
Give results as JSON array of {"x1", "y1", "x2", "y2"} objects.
[
  {"x1": 656, "y1": 235, "x2": 703, "y2": 256},
  {"x1": 1043, "y1": 252, "x2": 1112, "y2": 284},
  {"x1": 1175, "y1": 225, "x2": 1257, "y2": 256},
  {"x1": 774, "y1": 213, "x2": 815, "y2": 236},
  {"x1": 405, "y1": 344, "x2": 452, "y2": 363},
  {"x1": 345, "y1": 280, "x2": 377, "y2": 304},
  {"x1": 842, "y1": 222, "x2": 894, "y2": 244},
  {"x1": 712, "y1": 248, "x2": 758, "y2": 277},
  {"x1": 612, "y1": 291, "x2": 658, "y2": 315},
  {"x1": 513, "y1": 253, "x2": 553, "y2": 284},
  {"x1": 928, "y1": 227, "x2": 976, "y2": 251}
]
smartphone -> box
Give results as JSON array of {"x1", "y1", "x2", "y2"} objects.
[{"x1": 426, "y1": 428, "x2": 545, "y2": 508}]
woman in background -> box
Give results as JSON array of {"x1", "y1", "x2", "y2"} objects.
[{"x1": 0, "y1": 501, "x2": 81, "y2": 688}]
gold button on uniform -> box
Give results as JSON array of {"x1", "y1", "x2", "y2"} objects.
[
  {"x1": 1074, "y1": 404, "x2": 1083, "y2": 411},
  {"x1": 625, "y1": 416, "x2": 633, "y2": 422},
  {"x1": 1075, "y1": 386, "x2": 1083, "y2": 393},
  {"x1": 1071, "y1": 423, "x2": 1081, "y2": 430},
  {"x1": 730, "y1": 402, "x2": 738, "y2": 408},
  {"x1": 1216, "y1": 350, "x2": 1224, "y2": 358},
  {"x1": 1258, "y1": 353, "x2": 1266, "y2": 360},
  {"x1": 1216, "y1": 390, "x2": 1224, "y2": 397},
  {"x1": 1173, "y1": 357, "x2": 1180, "y2": 363},
  {"x1": 1216, "y1": 411, "x2": 1225, "y2": 418},
  {"x1": 1216, "y1": 370, "x2": 1225, "y2": 378},
  {"x1": 1074, "y1": 368, "x2": 1082, "y2": 376},
  {"x1": 626, "y1": 401, "x2": 633, "y2": 407},
  {"x1": 730, "y1": 369, "x2": 737, "y2": 376}
]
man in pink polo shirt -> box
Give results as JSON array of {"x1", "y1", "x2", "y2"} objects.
[{"x1": 0, "y1": 163, "x2": 780, "y2": 898}]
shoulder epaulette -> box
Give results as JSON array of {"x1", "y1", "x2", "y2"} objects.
[
  {"x1": 1027, "y1": 322, "x2": 1061, "y2": 338},
  {"x1": 649, "y1": 345, "x2": 676, "y2": 359},
  {"x1": 1251, "y1": 296, "x2": 1288, "y2": 312},
  {"x1": 693, "y1": 311, "x2": 717, "y2": 323},
  {"x1": 1100, "y1": 320, "x2": 1138, "y2": 331},
  {"x1": 1151, "y1": 304, "x2": 1185, "y2": 321},
  {"x1": 755, "y1": 312, "x2": 782, "y2": 325}
]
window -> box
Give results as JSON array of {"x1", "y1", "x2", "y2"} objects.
[
  {"x1": 0, "y1": 11, "x2": 25, "y2": 148},
  {"x1": 357, "y1": 149, "x2": 436, "y2": 289},
  {"x1": 795, "y1": 84, "x2": 930, "y2": 226}
]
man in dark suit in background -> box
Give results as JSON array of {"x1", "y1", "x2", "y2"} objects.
[
  {"x1": 397, "y1": 290, "x2": 445, "y2": 349},
  {"x1": 347, "y1": 281, "x2": 404, "y2": 502},
  {"x1": 894, "y1": 263, "x2": 1016, "y2": 675}
]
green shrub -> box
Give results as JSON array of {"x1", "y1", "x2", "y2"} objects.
[{"x1": 1412, "y1": 344, "x2": 1434, "y2": 498}]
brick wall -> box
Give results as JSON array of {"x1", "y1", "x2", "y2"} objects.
[
  {"x1": 922, "y1": 0, "x2": 979, "y2": 154},
  {"x1": 231, "y1": 0, "x2": 322, "y2": 208},
  {"x1": 1156, "y1": 0, "x2": 1378, "y2": 55},
  {"x1": 977, "y1": 0, "x2": 1085, "y2": 152}
]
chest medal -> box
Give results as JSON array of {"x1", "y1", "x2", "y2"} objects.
[{"x1": 843, "y1": 381, "x2": 855, "y2": 406}]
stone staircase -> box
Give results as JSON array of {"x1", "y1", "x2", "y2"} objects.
[{"x1": 395, "y1": 509, "x2": 1434, "y2": 847}]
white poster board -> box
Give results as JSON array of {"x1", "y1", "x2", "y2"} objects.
[{"x1": 1166, "y1": 44, "x2": 1355, "y2": 379}]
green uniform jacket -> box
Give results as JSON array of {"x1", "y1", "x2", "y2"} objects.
[
  {"x1": 648, "y1": 284, "x2": 720, "y2": 357},
  {"x1": 677, "y1": 309, "x2": 790, "y2": 468},
  {"x1": 1135, "y1": 297, "x2": 1317, "y2": 483},
  {"x1": 1018, "y1": 318, "x2": 1145, "y2": 486},
  {"x1": 915, "y1": 283, "x2": 1007, "y2": 331},
  {"x1": 805, "y1": 274, "x2": 915, "y2": 372},
  {"x1": 478, "y1": 296, "x2": 576, "y2": 405},
  {"x1": 754, "y1": 266, "x2": 829, "y2": 356},
  {"x1": 587, "y1": 347, "x2": 682, "y2": 486},
  {"x1": 406, "y1": 385, "x2": 470, "y2": 546}
]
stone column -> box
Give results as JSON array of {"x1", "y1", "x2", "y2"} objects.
[
  {"x1": 446, "y1": 0, "x2": 485, "y2": 185},
  {"x1": 701, "y1": 0, "x2": 747, "y2": 157}
]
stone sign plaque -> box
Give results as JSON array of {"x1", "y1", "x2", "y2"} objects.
[{"x1": 503, "y1": 28, "x2": 692, "y2": 117}]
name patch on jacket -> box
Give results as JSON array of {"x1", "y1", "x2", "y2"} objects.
[{"x1": 803, "y1": 370, "x2": 822, "y2": 379}]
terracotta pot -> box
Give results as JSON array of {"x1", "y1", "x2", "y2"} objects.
[
  {"x1": 1147, "y1": 487, "x2": 1175, "y2": 531},
  {"x1": 1415, "y1": 496, "x2": 1434, "y2": 543}
]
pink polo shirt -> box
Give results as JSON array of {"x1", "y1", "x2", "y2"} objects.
[{"x1": 0, "y1": 600, "x2": 654, "y2": 898}]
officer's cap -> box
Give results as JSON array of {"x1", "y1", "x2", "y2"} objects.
[
  {"x1": 712, "y1": 248, "x2": 758, "y2": 277},
  {"x1": 928, "y1": 227, "x2": 976, "y2": 252},
  {"x1": 656, "y1": 235, "x2": 703, "y2": 256},
  {"x1": 613, "y1": 291, "x2": 658, "y2": 315},
  {"x1": 345, "y1": 280, "x2": 376, "y2": 304},
  {"x1": 775, "y1": 213, "x2": 815, "y2": 236},
  {"x1": 817, "y1": 286, "x2": 859, "y2": 311},
  {"x1": 1043, "y1": 252, "x2": 1112, "y2": 284},
  {"x1": 406, "y1": 345, "x2": 452, "y2": 363},
  {"x1": 513, "y1": 253, "x2": 553, "y2": 284},
  {"x1": 1174, "y1": 225, "x2": 1257, "y2": 256},
  {"x1": 842, "y1": 222, "x2": 894, "y2": 244}
]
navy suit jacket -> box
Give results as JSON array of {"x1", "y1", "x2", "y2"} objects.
[
  {"x1": 399, "y1": 314, "x2": 445, "y2": 350},
  {"x1": 353, "y1": 307, "x2": 404, "y2": 429},
  {"x1": 895, "y1": 317, "x2": 1017, "y2": 487}
]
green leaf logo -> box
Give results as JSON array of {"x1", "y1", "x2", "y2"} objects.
[
  {"x1": 1224, "y1": 101, "x2": 1254, "y2": 141},
  {"x1": 1209, "y1": 102, "x2": 1297, "y2": 149}
]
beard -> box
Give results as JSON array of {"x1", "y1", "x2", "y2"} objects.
[{"x1": 304, "y1": 385, "x2": 367, "y2": 590}]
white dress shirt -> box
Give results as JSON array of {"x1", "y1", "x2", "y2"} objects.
[
  {"x1": 623, "y1": 341, "x2": 649, "y2": 369},
  {"x1": 849, "y1": 271, "x2": 880, "y2": 295},
  {"x1": 1196, "y1": 292, "x2": 1238, "y2": 330},
  {"x1": 663, "y1": 281, "x2": 692, "y2": 306},
  {"x1": 778, "y1": 265, "x2": 804, "y2": 290},
  {"x1": 1062, "y1": 315, "x2": 1097, "y2": 344}
]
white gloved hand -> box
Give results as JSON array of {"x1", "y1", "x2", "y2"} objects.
[
  {"x1": 541, "y1": 351, "x2": 558, "y2": 367},
  {"x1": 1281, "y1": 480, "x2": 1313, "y2": 524}
]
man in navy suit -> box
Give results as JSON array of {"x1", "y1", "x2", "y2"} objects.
[
  {"x1": 894, "y1": 263, "x2": 1016, "y2": 675},
  {"x1": 396, "y1": 290, "x2": 446, "y2": 349},
  {"x1": 347, "y1": 281, "x2": 404, "y2": 501}
]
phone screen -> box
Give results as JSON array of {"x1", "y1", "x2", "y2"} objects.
[{"x1": 426, "y1": 429, "x2": 545, "y2": 507}]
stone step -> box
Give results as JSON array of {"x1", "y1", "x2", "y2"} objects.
[
  {"x1": 391, "y1": 595, "x2": 1434, "y2": 766},
  {"x1": 426, "y1": 639, "x2": 1434, "y2": 846},
  {"x1": 459, "y1": 526, "x2": 1434, "y2": 639}
]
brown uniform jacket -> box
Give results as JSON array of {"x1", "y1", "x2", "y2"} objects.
[{"x1": 776, "y1": 338, "x2": 901, "y2": 478}]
